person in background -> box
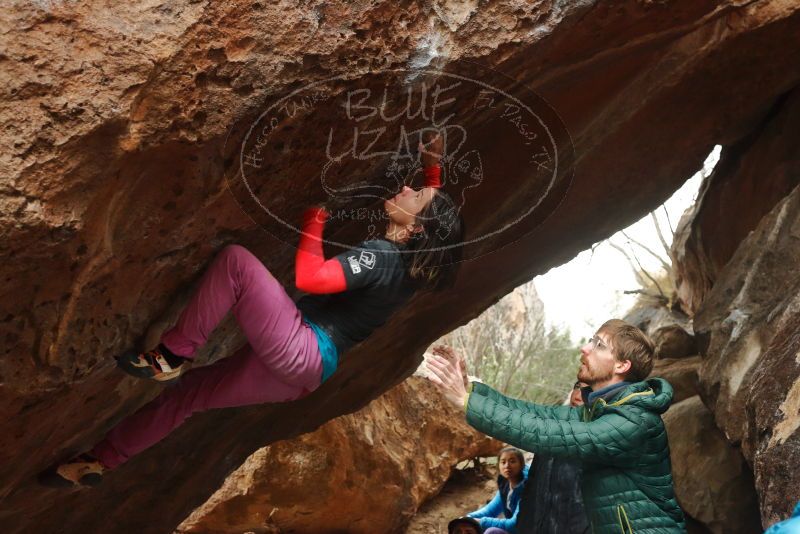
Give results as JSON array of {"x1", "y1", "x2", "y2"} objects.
[
  {"x1": 466, "y1": 446, "x2": 529, "y2": 534},
  {"x1": 516, "y1": 380, "x2": 590, "y2": 534},
  {"x1": 448, "y1": 516, "x2": 483, "y2": 534},
  {"x1": 426, "y1": 320, "x2": 686, "y2": 533},
  {"x1": 765, "y1": 501, "x2": 800, "y2": 534}
]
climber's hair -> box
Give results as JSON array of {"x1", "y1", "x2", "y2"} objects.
[
  {"x1": 597, "y1": 319, "x2": 655, "y2": 382},
  {"x1": 498, "y1": 446, "x2": 524, "y2": 465},
  {"x1": 405, "y1": 188, "x2": 464, "y2": 291}
]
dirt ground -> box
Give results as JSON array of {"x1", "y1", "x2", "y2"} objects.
[{"x1": 404, "y1": 462, "x2": 497, "y2": 534}]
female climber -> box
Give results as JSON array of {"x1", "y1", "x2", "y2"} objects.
[
  {"x1": 43, "y1": 131, "x2": 464, "y2": 487},
  {"x1": 465, "y1": 446, "x2": 530, "y2": 534}
]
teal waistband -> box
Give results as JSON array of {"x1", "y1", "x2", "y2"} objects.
[{"x1": 305, "y1": 320, "x2": 339, "y2": 383}]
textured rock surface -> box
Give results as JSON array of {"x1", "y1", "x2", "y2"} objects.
[
  {"x1": 650, "y1": 356, "x2": 701, "y2": 404},
  {"x1": 624, "y1": 302, "x2": 693, "y2": 344},
  {"x1": 664, "y1": 396, "x2": 761, "y2": 534},
  {"x1": 676, "y1": 84, "x2": 800, "y2": 528},
  {"x1": 693, "y1": 185, "x2": 800, "y2": 527},
  {"x1": 176, "y1": 376, "x2": 502, "y2": 534},
  {"x1": 2, "y1": 1, "x2": 800, "y2": 532},
  {"x1": 652, "y1": 324, "x2": 697, "y2": 360},
  {"x1": 649, "y1": 86, "x2": 800, "y2": 526}
]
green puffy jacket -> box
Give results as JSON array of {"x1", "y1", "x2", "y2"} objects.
[{"x1": 465, "y1": 378, "x2": 686, "y2": 534}]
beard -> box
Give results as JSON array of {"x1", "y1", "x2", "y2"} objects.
[{"x1": 577, "y1": 362, "x2": 614, "y2": 387}]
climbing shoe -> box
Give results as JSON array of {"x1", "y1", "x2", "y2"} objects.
[
  {"x1": 115, "y1": 344, "x2": 187, "y2": 382},
  {"x1": 38, "y1": 454, "x2": 104, "y2": 488}
]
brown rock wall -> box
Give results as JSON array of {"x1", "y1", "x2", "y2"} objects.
[
  {"x1": 2, "y1": 1, "x2": 800, "y2": 532},
  {"x1": 664, "y1": 396, "x2": 761, "y2": 534},
  {"x1": 672, "y1": 88, "x2": 800, "y2": 316},
  {"x1": 693, "y1": 185, "x2": 800, "y2": 526},
  {"x1": 650, "y1": 356, "x2": 701, "y2": 404},
  {"x1": 668, "y1": 81, "x2": 800, "y2": 529},
  {"x1": 175, "y1": 376, "x2": 502, "y2": 534}
]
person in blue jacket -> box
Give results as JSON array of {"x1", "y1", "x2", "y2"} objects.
[
  {"x1": 765, "y1": 501, "x2": 800, "y2": 534},
  {"x1": 467, "y1": 446, "x2": 529, "y2": 534}
]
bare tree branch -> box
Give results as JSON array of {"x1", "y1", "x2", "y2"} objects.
[
  {"x1": 662, "y1": 205, "x2": 675, "y2": 235},
  {"x1": 624, "y1": 242, "x2": 667, "y2": 299},
  {"x1": 607, "y1": 241, "x2": 648, "y2": 288},
  {"x1": 608, "y1": 239, "x2": 667, "y2": 299},
  {"x1": 649, "y1": 212, "x2": 673, "y2": 263},
  {"x1": 589, "y1": 241, "x2": 602, "y2": 261},
  {"x1": 621, "y1": 230, "x2": 671, "y2": 273},
  {"x1": 623, "y1": 289, "x2": 668, "y2": 303}
]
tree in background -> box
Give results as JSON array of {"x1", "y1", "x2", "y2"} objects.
[
  {"x1": 603, "y1": 148, "x2": 718, "y2": 310},
  {"x1": 438, "y1": 283, "x2": 579, "y2": 404},
  {"x1": 605, "y1": 208, "x2": 675, "y2": 307}
]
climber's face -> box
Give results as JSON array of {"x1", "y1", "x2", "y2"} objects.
[{"x1": 384, "y1": 186, "x2": 436, "y2": 226}]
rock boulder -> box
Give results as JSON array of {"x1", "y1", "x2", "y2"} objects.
[
  {"x1": 664, "y1": 396, "x2": 761, "y2": 534},
  {"x1": 2, "y1": 1, "x2": 800, "y2": 532},
  {"x1": 176, "y1": 376, "x2": 502, "y2": 534},
  {"x1": 650, "y1": 356, "x2": 700, "y2": 404}
]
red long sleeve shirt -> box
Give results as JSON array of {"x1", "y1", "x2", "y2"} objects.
[{"x1": 295, "y1": 207, "x2": 347, "y2": 294}]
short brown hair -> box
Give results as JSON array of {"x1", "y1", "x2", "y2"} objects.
[{"x1": 598, "y1": 319, "x2": 655, "y2": 382}]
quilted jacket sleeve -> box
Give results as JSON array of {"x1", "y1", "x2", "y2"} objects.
[
  {"x1": 469, "y1": 382, "x2": 582, "y2": 422},
  {"x1": 466, "y1": 383, "x2": 649, "y2": 465}
]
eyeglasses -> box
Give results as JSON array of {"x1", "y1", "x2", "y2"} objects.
[{"x1": 586, "y1": 334, "x2": 610, "y2": 353}]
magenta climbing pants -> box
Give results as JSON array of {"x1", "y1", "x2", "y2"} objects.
[{"x1": 91, "y1": 245, "x2": 323, "y2": 469}]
